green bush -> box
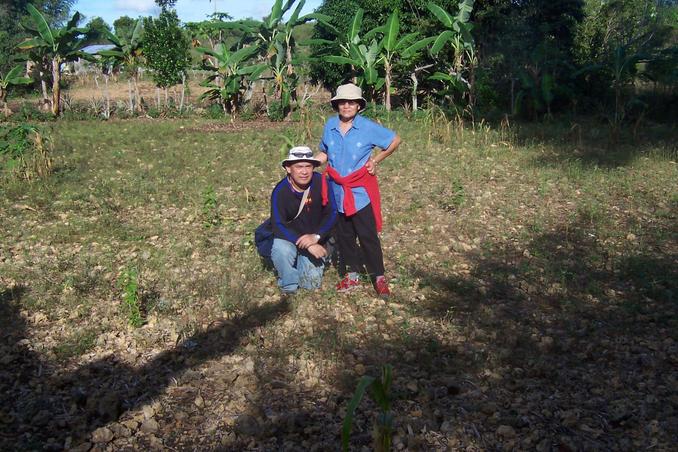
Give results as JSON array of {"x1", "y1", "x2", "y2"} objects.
[
  {"x1": 0, "y1": 124, "x2": 52, "y2": 180},
  {"x1": 267, "y1": 101, "x2": 285, "y2": 122}
]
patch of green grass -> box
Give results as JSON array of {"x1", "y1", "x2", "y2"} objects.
[{"x1": 53, "y1": 328, "x2": 98, "y2": 360}]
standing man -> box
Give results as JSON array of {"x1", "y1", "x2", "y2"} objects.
[
  {"x1": 316, "y1": 83, "x2": 401, "y2": 298},
  {"x1": 270, "y1": 146, "x2": 337, "y2": 295}
]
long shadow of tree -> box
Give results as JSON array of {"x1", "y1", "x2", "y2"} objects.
[
  {"x1": 400, "y1": 215, "x2": 677, "y2": 449},
  {"x1": 512, "y1": 119, "x2": 677, "y2": 168},
  {"x1": 211, "y1": 209, "x2": 676, "y2": 450},
  {"x1": 0, "y1": 286, "x2": 290, "y2": 450}
]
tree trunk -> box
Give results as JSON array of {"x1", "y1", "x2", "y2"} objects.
[
  {"x1": 104, "y1": 73, "x2": 110, "y2": 119},
  {"x1": 385, "y1": 60, "x2": 392, "y2": 111},
  {"x1": 40, "y1": 75, "x2": 49, "y2": 103},
  {"x1": 468, "y1": 60, "x2": 476, "y2": 108},
  {"x1": 51, "y1": 57, "x2": 61, "y2": 116},
  {"x1": 410, "y1": 71, "x2": 418, "y2": 112},
  {"x1": 179, "y1": 73, "x2": 185, "y2": 113},
  {"x1": 128, "y1": 79, "x2": 134, "y2": 113},
  {"x1": 134, "y1": 71, "x2": 142, "y2": 112}
]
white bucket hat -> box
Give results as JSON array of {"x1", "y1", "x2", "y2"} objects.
[
  {"x1": 281, "y1": 146, "x2": 321, "y2": 168},
  {"x1": 330, "y1": 83, "x2": 366, "y2": 110}
]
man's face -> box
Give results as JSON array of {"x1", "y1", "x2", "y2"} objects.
[
  {"x1": 337, "y1": 99, "x2": 360, "y2": 120},
  {"x1": 286, "y1": 161, "x2": 314, "y2": 187}
]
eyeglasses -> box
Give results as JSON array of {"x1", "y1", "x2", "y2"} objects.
[
  {"x1": 291, "y1": 151, "x2": 313, "y2": 158},
  {"x1": 336, "y1": 100, "x2": 359, "y2": 105}
]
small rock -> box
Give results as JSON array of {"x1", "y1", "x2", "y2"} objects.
[
  {"x1": 355, "y1": 364, "x2": 366, "y2": 375},
  {"x1": 122, "y1": 419, "x2": 139, "y2": 431},
  {"x1": 91, "y1": 427, "x2": 113, "y2": 444},
  {"x1": 406, "y1": 381, "x2": 418, "y2": 393},
  {"x1": 140, "y1": 419, "x2": 159, "y2": 434},
  {"x1": 194, "y1": 394, "x2": 205, "y2": 409},
  {"x1": 148, "y1": 434, "x2": 163, "y2": 448},
  {"x1": 626, "y1": 233, "x2": 637, "y2": 241},
  {"x1": 142, "y1": 404, "x2": 155, "y2": 420},
  {"x1": 109, "y1": 422, "x2": 131, "y2": 439},
  {"x1": 440, "y1": 420, "x2": 454, "y2": 433},
  {"x1": 497, "y1": 425, "x2": 516, "y2": 438}
]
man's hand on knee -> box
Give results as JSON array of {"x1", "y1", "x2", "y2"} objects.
[
  {"x1": 296, "y1": 233, "x2": 320, "y2": 249},
  {"x1": 307, "y1": 244, "x2": 327, "y2": 259}
]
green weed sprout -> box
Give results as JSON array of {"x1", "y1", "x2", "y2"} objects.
[
  {"x1": 119, "y1": 266, "x2": 143, "y2": 327},
  {"x1": 342, "y1": 364, "x2": 394, "y2": 452},
  {"x1": 201, "y1": 185, "x2": 221, "y2": 228}
]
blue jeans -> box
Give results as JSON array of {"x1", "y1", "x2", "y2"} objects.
[{"x1": 271, "y1": 238, "x2": 325, "y2": 293}]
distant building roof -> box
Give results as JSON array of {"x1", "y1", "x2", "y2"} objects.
[{"x1": 82, "y1": 44, "x2": 116, "y2": 54}]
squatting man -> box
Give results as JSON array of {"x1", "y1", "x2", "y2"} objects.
[{"x1": 269, "y1": 146, "x2": 337, "y2": 295}]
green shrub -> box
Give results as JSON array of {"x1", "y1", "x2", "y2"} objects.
[
  {"x1": 119, "y1": 266, "x2": 143, "y2": 327},
  {"x1": 204, "y1": 103, "x2": 225, "y2": 119},
  {"x1": 267, "y1": 101, "x2": 285, "y2": 122},
  {"x1": 0, "y1": 124, "x2": 52, "y2": 180}
]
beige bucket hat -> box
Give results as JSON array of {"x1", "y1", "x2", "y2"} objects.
[
  {"x1": 330, "y1": 83, "x2": 367, "y2": 110},
  {"x1": 281, "y1": 146, "x2": 321, "y2": 168}
]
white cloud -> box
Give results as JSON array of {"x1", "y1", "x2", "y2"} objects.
[{"x1": 114, "y1": 0, "x2": 158, "y2": 14}]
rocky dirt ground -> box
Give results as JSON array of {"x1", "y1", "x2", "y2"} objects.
[{"x1": 1, "y1": 116, "x2": 676, "y2": 451}]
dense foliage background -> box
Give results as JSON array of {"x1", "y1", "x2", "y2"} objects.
[{"x1": 0, "y1": 0, "x2": 676, "y2": 121}]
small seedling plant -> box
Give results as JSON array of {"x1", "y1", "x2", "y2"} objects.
[
  {"x1": 201, "y1": 185, "x2": 222, "y2": 228},
  {"x1": 119, "y1": 266, "x2": 143, "y2": 327},
  {"x1": 342, "y1": 364, "x2": 394, "y2": 452}
]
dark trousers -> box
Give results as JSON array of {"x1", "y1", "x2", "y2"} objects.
[{"x1": 335, "y1": 205, "x2": 385, "y2": 278}]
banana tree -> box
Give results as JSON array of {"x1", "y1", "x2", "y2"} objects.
[
  {"x1": 379, "y1": 10, "x2": 435, "y2": 110},
  {"x1": 426, "y1": 1, "x2": 476, "y2": 105},
  {"x1": 0, "y1": 65, "x2": 32, "y2": 106},
  {"x1": 99, "y1": 20, "x2": 145, "y2": 112},
  {"x1": 17, "y1": 4, "x2": 95, "y2": 116},
  {"x1": 326, "y1": 39, "x2": 385, "y2": 106},
  {"x1": 197, "y1": 43, "x2": 266, "y2": 118},
  {"x1": 278, "y1": 0, "x2": 331, "y2": 90},
  {"x1": 250, "y1": 0, "x2": 331, "y2": 115},
  {"x1": 324, "y1": 8, "x2": 386, "y2": 104}
]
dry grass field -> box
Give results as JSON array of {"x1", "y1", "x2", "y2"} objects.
[{"x1": 1, "y1": 101, "x2": 677, "y2": 450}]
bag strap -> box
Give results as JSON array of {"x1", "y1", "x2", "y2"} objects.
[{"x1": 292, "y1": 187, "x2": 310, "y2": 221}]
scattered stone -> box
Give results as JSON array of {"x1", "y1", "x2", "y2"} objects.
[
  {"x1": 109, "y1": 422, "x2": 132, "y2": 439},
  {"x1": 406, "y1": 381, "x2": 418, "y2": 393},
  {"x1": 497, "y1": 425, "x2": 516, "y2": 438},
  {"x1": 140, "y1": 418, "x2": 159, "y2": 434},
  {"x1": 91, "y1": 427, "x2": 113, "y2": 444},
  {"x1": 194, "y1": 394, "x2": 205, "y2": 409},
  {"x1": 142, "y1": 404, "x2": 155, "y2": 420}
]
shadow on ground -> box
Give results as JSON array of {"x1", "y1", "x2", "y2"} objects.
[
  {"x1": 0, "y1": 289, "x2": 290, "y2": 450},
  {"x1": 512, "y1": 119, "x2": 677, "y2": 168}
]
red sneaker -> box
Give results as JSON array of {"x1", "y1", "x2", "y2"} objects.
[
  {"x1": 337, "y1": 275, "x2": 360, "y2": 292},
  {"x1": 375, "y1": 276, "x2": 390, "y2": 298}
]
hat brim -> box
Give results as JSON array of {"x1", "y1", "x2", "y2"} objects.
[
  {"x1": 281, "y1": 158, "x2": 321, "y2": 168},
  {"x1": 330, "y1": 96, "x2": 366, "y2": 110}
]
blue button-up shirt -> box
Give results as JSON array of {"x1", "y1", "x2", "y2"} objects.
[{"x1": 319, "y1": 114, "x2": 396, "y2": 213}]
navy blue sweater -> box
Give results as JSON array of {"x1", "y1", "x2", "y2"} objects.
[{"x1": 270, "y1": 172, "x2": 337, "y2": 244}]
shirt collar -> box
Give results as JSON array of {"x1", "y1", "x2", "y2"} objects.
[{"x1": 331, "y1": 114, "x2": 363, "y2": 131}]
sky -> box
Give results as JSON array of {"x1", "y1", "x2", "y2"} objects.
[{"x1": 72, "y1": 0, "x2": 324, "y2": 27}]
